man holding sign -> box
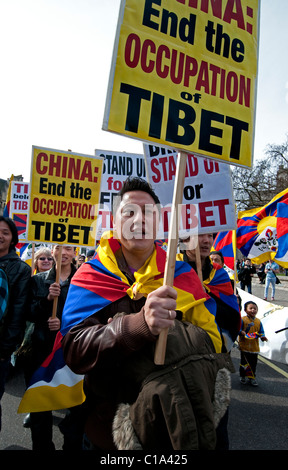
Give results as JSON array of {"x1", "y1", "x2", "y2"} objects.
[{"x1": 62, "y1": 177, "x2": 232, "y2": 450}]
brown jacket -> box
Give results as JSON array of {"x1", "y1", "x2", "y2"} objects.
[
  {"x1": 113, "y1": 319, "x2": 233, "y2": 450},
  {"x1": 62, "y1": 295, "x2": 154, "y2": 450},
  {"x1": 62, "y1": 292, "x2": 233, "y2": 450}
]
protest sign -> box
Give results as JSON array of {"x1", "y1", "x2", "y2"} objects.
[
  {"x1": 9, "y1": 181, "x2": 29, "y2": 242},
  {"x1": 27, "y1": 147, "x2": 103, "y2": 247},
  {"x1": 103, "y1": 0, "x2": 259, "y2": 168},
  {"x1": 95, "y1": 149, "x2": 145, "y2": 238},
  {"x1": 144, "y1": 144, "x2": 236, "y2": 237}
]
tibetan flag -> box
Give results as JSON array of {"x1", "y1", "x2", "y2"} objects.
[
  {"x1": 19, "y1": 231, "x2": 222, "y2": 413},
  {"x1": 13, "y1": 213, "x2": 27, "y2": 240},
  {"x1": 3, "y1": 174, "x2": 14, "y2": 218},
  {"x1": 241, "y1": 319, "x2": 265, "y2": 340},
  {"x1": 18, "y1": 243, "x2": 30, "y2": 260},
  {"x1": 13, "y1": 213, "x2": 28, "y2": 256},
  {"x1": 240, "y1": 361, "x2": 254, "y2": 379},
  {"x1": 204, "y1": 264, "x2": 239, "y2": 311},
  {"x1": 203, "y1": 263, "x2": 241, "y2": 349},
  {"x1": 62, "y1": 232, "x2": 221, "y2": 352},
  {"x1": 237, "y1": 188, "x2": 288, "y2": 264},
  {"x1": 212, "y1": 230, "x2": 236, "y2": 278},
  {"x1": 274, "y1": 201, "x2": 288, "y2": 268},
  {"x1": 18, "y1": 332, "x2": 85, "y2": 413},
  {"x1": 243, "y1": 331, "x2": 263, "y2": 339},
  {"x1": 155, "y1": 239, "x2": 168, "y2": 251}
]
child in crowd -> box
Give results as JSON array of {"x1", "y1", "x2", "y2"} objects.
[{"x1": 238, "y1": 301, "x2": 268, "y2": 386}]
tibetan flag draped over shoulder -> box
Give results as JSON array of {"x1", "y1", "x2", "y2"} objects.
[
  {"x1": 62, "y1": 232, "x2": 221, "y2": 353},
  {"x1": 274, "y1": 201, "x2": 288, "y2": 268},
  {"x1": 19, "y1": 231, "x2": 222, "y2": 413},
  {"x1": 204, "y1": 264, "x2": 239, "y2": 312},
  {"x1": 237, "y1": 188, "x2": 288, "y2": 264},
  {"x1": 203, "y1": 263, "x2": 241, "y2": 350}
]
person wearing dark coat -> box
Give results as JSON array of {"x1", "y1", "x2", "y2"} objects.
[
  {"x1": 26, "y1": 244, "x2": 78, "y2": 450},
  {"x1": 0, "y1": 216, "x2": 31, "y2": 432},
  {"x1": 238, "y1": 258, "x2": 256, "y2": 293},
  {"x1": 61, "y1": 178, "x2": 230, "y2": 451}
]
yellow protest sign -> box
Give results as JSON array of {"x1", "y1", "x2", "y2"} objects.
[
  {"x1": 103, "y1": 0, "x2": 259, "y2": 168},
  {"x1": 27, "y1": 146, "x2": 103, "y2": 247}
]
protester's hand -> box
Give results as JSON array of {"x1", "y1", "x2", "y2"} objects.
[
  {"x1": 261, "y1": 336, "x2": 268, "y2": 342},
  {"x1": 47, "y1": 282, "x2": 61, "y2": 301},
  {"x1": 143, "y1": 285, "x2": 177, "y2": 336},
  {"x1": 48, "y1": 316, "x2": 61, "y2": 331}
]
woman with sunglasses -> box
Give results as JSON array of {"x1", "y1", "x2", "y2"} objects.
[{"x1": 34, "y1": 247, "x2": 54, "y2": 273}]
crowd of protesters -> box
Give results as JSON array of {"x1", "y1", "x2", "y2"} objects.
[
  {"x1": 237, "y1": 257, "x2": 281, "y2": 301},
  {"x1": 0, "y1": 215, "x2": 95, "y2": 449},
  {"x1": 0, "y1": 178, "x2": 281, "y2": 451}
]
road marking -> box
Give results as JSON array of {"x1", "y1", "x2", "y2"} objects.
[{"x1": 259, "y1": 355, "x2": 288, "y2": 379}]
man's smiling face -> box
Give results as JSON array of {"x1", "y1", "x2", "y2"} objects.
[
  {"x1": 0, "y1": 221, "x2": 13, "y2": 257},
  {"x1": 52, "y1": 245, "x2": 75, "y2": 267},
  {"x1": 113, "y1": 190, "x2": 159, "y2": 259}
]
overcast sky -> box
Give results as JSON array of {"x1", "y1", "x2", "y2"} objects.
[{"x1": 0, "y1": 0, "x2": 288, "y2": 182}]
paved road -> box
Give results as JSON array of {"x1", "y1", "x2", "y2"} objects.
[
  {"x1": 1, "y1": 276, "x2": 287, "y2": 451},
  {"x1": 246, "y1": 274, "x2": 288, "y2": 308},
  {"x1": 0, "y1": 367, "x2": 65, "y2": 450},
  {"x1": 228, "y1": 347, "x2": 288, "y2": 450}
]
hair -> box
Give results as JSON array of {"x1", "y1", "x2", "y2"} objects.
[
  {"x1": 35, "y1": 247, "x2": 52, "y2": 260},
  {"x1": 0, "y1": 216, "x2": 19, "y2": 251},
  {"x1": 112, "y1": 177, "x2": 161, "y2": 215},
  {"x1": 34, "y1": 247, "x2": 54, "y2": 272},
  {"x1": 210, "y1": 250, "x2": 224, "y2": 264},
  {"x1": 244, "y1": 300, "x2": 258, "y2": 312}
]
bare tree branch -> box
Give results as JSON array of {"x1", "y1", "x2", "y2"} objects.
[{"x1": 232, "y1": 135, "x2": 288, "y2": 211}]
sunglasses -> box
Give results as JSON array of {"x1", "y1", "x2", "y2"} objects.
[{"x1": 38, "y1": 257, "x2": 53, "y2": 261}]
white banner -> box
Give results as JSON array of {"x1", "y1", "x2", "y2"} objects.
[
  {"x1": 95, "y1": 149, "x2": 146, "y2": 240},
  {"x1": 144, "y1": 144, "x2": 236, "y2": 238},
  {"x1": 9, "y1": 181, "x2": 29, "y2": 242}
]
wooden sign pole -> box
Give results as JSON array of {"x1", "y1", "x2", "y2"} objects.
[
  {"x1": 195, "y1": 240, "x2": 203, "y2": 284},
  {"x1": 52, "y1": 246, "x2": 62, "y2": 318},
  {"x1": 31, "y1": 243, "x2": 35, "y2": 276},
  {"x1": 154, "y1": 152, "x2": 188, "y2": 365}
]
